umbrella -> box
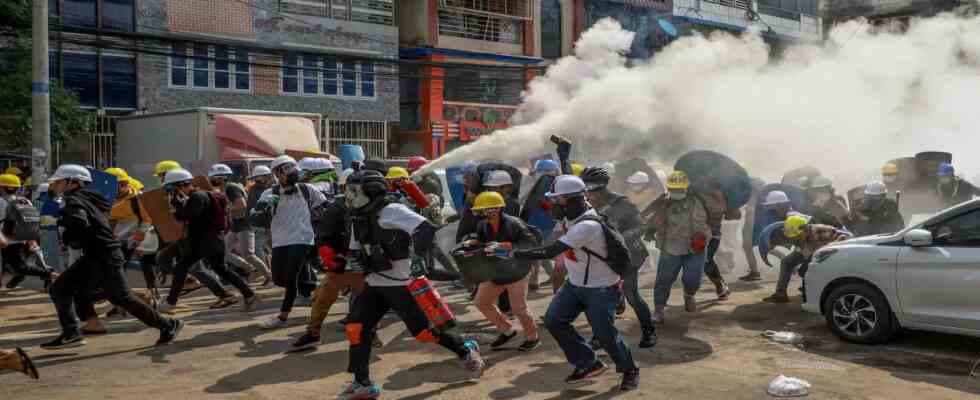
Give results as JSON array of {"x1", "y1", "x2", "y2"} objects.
[
  {"x1": 781, "y1": 166, "x2": 822, "y2": 187},
  {"x1": 752, "y1": 183, "x2": 807, "y2": 246},
  {"x1": 674, "y1": 150, "x2": 753, "y2": 210},
  {"x1": 758, "y1": 222, "x2": 785, "y2": 267}
]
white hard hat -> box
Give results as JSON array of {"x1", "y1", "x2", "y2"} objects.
[
  {"x1": 864, "y1": 181, "x2": 887, "y2": 196},
  {"x1": 763, "y1": 190, "x2": 790, "y2": 206},
  {"x1": 626, "y1": 171, "x2": 650, "y2": 185},
  {"x1": 318, "y1": 158, "x2": 335, "y2": 171},
  {"x1": 48, "y1": 164, "x2": 92, "y2": 183},
  {"x1": 810, "y1": 176, "x2": 832, "y2": 189},
  {"x1": 339, "y1": 168, "x2": 354, "y2": 185},
  {"x1": 249, "y1": 165, "x2": 272, "y2": 179},
  {"x1": 163, "y1": 168, "x2": 194, "y2": 185},
  {"x1": 298, "y1": 157, "x2": 319, "y2": 172},
  {"x1": 546, "y1": 175, "x2": 586, "y2": 198},
  {"x1": 601, "y1": 162, "x2": 616, "y2": 176},
  {"x1": 207, "y1": 163, "x2": 233, "y2": 178},
  {"x1": 483, "y1": 170, "x2": 513, "y2": 187},
  {"x1": 271, "y1": 155, "x2": 297, "y2": 171}
]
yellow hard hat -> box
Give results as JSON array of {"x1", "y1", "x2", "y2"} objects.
[
  {"x1": 471, "y1": 191, "x2": 506, "y2": 211},
  {"x1": 385, "y1": 166, "x2": 410, "y2": 180},
  {"x1": 105, "y1": 167, "x2": 130, "y2": 183},
  {"x1": 665, "y1": 170, "x2": 690, "y2": 190},
  {"x1": 154, "y1": 160, "x2": 182, "y2": 176},
  {"x1": 881, "y1": 163, "x2": 898, "y2": 175},
  {"x1": 0, "y1": 174, "x2": 21, "y2": 188},
  {"x1": 571, "y1": 163, "x2": 584, "y2": 176},
  {"x1": 4, "y1": 167, "x2": 23, "y2": 176},
  {"x1": 784, "y1": 215, "x2": 809, "y2": 238}
]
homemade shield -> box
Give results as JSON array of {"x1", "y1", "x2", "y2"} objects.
[
  {"x1": 141, "y1": 187, "x2": 185, "y2": 242},
  {"x1": 521, "y1": 175, "x2": 557, "y2": 239},
  {"x1": 445, "y1": 165, "x2": 471, "y2": 213},
  {"x1": 781, "y1": 166, "x2": 822, "y2": 188},
  {"x1": 758, "y1": 222, "x2": 785, "y2": 267},
  {"x1": 752, "y1": 183, "x2": 807, "y2": 246},
  {"x1": 86, "y1": 168, "x2": 118, "y2": 204},
  {"x1": 451, "y1": 242, "x2": 525, "y2": 285},
  {"x1": 674, "y1": 150, "x2": 752, "y2": 210}
]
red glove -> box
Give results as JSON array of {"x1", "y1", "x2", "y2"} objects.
[
  {"x1": 318, "y1": 245, "x2": 339, "y2": 272},
  {"x1": 691, "y1": 232, "x2": 707, "y2": 252}
]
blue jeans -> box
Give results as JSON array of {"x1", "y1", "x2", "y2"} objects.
[
  {"x1": 544, "y1": 282, "x2": 638, "y2": 373},
  {"x1": 654, "y1": 251, "x2": 707, "y2": 306}
]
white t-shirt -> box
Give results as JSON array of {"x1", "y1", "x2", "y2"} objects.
[
  {"x1": 558, "y1": 210, "x2": 620, "y2": 288},
  {"x1": 260, "y1": 183, "x2": 327, "y2": 248},
  {"x1": 362, "y1": 203, "x2": 427, "y2": 287}
]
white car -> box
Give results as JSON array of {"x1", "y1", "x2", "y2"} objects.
[{"x1": 803, "y1": 199, "x2": 980, "y2": 344}]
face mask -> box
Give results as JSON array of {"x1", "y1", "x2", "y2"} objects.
[
  {"x1": 882, "y1": 175, "x2": 897, "y2": 184},
  {"x1": 669, "y1": 190, "x2": 687, "y2": 200},
  {"x1": 284, "y1": 169, "x2": 300, "y2": 186}
]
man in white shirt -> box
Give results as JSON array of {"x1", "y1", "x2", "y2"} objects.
[{"x1": 513, "y1": 175, "x2": 640, "y2": 391}]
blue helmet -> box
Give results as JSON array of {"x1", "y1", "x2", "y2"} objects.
[
  {"x1": 533, "y1": 159, "x2": 559, "y2": 173},
  {"x1": 938, "y1": 163, "x2": 955, "y2": 176}
]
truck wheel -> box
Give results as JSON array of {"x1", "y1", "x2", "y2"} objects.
[{"x1": 823, "y1": 283, "x2": 896, "y2": 344}]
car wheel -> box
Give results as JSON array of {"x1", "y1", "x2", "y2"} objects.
[{"x1": 823, "y1": 283, "x2": 895, "y2": 344}]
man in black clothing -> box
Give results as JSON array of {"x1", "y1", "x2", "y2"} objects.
[
  {"x1": 42, "y1": 165, "x2": 183, "y2": 349},
  {"x1": 159, "y1": 168, "x2": 257, "y2": 313},
  {"x1": 850, "y1": 181, "x2": 905, "y2": 236}
]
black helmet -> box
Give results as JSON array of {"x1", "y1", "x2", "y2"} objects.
[
  {"x1": 580, "y1": 166, "x2": 610, "y2": 190},
  {"x1": 363, "y1": 158, "x2": 389, "y2": 176},
  {"x1": 354, "y1": 170, "x2": 388, "y2": 199}
]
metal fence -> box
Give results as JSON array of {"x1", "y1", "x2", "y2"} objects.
[
  {"x1": 89, "y1": 114, "x2": 117, "y2": 169},
  {"x1": 321, "y1": 119, "x2": 389, "y2": 159}
]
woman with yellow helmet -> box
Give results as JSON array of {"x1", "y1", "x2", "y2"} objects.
[{"x1": 764, "y1": 215, "x2": 850, "y2": 303}]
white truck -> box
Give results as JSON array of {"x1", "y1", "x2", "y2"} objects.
[{"x1": 116, "y1": 107, "x2": 332, "y2": 187}]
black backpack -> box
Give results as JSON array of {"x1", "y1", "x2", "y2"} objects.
[
  {"x1": 578, "y1": 215, "x2": 634, "y2": 276},
  {"x1": 4, "y1": 197, "x2": 40, "y2": 241}
]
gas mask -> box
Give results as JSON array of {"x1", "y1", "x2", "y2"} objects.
[
  {"x1": 345, "y1": 184, "x2": 371, "y2": 209},
  {"x1": 668, "y1": 189, "x2": 687, "y2": 201},
  {"x1": 558, "y1": 195, "x2": 589, "y2": 221}
]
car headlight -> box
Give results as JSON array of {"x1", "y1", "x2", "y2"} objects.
[{"x1": 812, "y1": 248, "x2": 838, "y2": 264}]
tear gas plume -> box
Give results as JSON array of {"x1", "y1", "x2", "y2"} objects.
[{"x1": 421, "y1": 14, "x2": 980, "y2": 189}]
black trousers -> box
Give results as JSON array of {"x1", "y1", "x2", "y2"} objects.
[
  {"x1": 50, "y1": 248, "x2": 171, "y2": 335},
  {"x1": 703, "y1": 237, "x2": 724, "y2": 283},
  {"x1": 167, "y1": 235, "x2": 254, "y2": 305},
  {"x1": 347, "y1": 283, "x2": 468, "y2": 382},
  {"x1": 271, "y1": 244, "x2": 313, "y2": 313}
]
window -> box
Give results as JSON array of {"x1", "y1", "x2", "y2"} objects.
[
  {"x1": 926, "y1": 210, "x2": 980, "y2": 247},
  {"x1": 102, "y1": 0, "x2": 135, "y2": 31},
  {"x1": 541, "y1": 0, "x2": 562, "y2": 59},
  {"x1": 62, "y1": 52, "x2": 99, "y2": 106},
  {"x1": 60, "y1": 0, "x2": 134, "y2": 31},
  {"x1": 170, "y1": 43, "x2": 251, "y2": 91},
  {"x1": 63, "y1": 0, "x2": 97, "y2": 28},
  {"x1": 281, "y1": 54, "x2": 376, "y2": 98},
  {"x1": 444, "y1": 68, "x2": 523, "y2": 105},
  {"x1": 102, "y1": 55, "x2": 136, "y2": 108},
  {"x1": 439, "y1": 10, "x2": 523, "y2": 44}
]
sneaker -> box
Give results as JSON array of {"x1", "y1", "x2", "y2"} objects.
[
  {"x1": 461, "y1": 340, "x2": 485, "y2": 377},
  {"x1": 763, "y1": 293, "x2": 790, "y2": 303},
  {"x1": 716, "y1": 282, "x2": 731, "y2": 300},
  {"x1": 241, "y1": 294, "x2": 258, "y2": 312},
  {"x1": 684, "y1": 295, "x2": 697, "y2": 312},
  {"x1": 5, "y1": 275, "x2": 25, "y2": 289},
  {"x1": 517, "y1": 339, "x2": 541, "y2": 352},
  {"x1": 291, "y1": 331, "x2": 320, "y2": 351},
  {"x1": 565, "y1": 360, "x2": 607, "y2": 384},
  {"x1": 260, "y1": 316, "x2": 288, "y2": 330},
  {"x1": 651, "y1": 309, "x2": 665, "y2": 325},
  {"x1": 739, "y1": 272, "x2": 762, "y2": 282},
  {"x1": 491, "y1": 330, "x2": 518, "y2": 349},
  {"x1": 40, "y1": 332, "x2": 87, "y2": 350},
  {"x1": 620, "y1": 369, "x2": 640, "y2": 391},
  {"x1": 336, "y1": 381, "x2": 381, "y2": 400},
  {"x1": 158, "y1": 302, "x2": 178, "y2": 315},
  {"x1": 157, "y1": 318, "x2": 185, "y2": 345},
  {"x1": 639, "y1": 328, "x2": 658, "y2": 349}
]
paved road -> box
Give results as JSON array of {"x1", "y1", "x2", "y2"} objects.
[{"x1": 1, "y1": 266, "x2": 979, "y2": 399}]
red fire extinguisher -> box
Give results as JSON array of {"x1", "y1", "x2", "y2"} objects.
[
  {"x1": 407, "y1": 276, "x2": 456, "y2": 331},
  {"x1": 395, "y1": 179, "x2": 431, "y2": 210}
]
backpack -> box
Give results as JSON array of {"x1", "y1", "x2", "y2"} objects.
[
  {"x1": 578, "y1": 215, "x2": 634, "y2": 276},
  {"x1": 206, "y1": 190, "x2": 230, "y2": 233},
  {"x1": 4, "y1": 197, "x2": 40, "y2": 241},
  {"x1": 272, "y1": 184, "x2": 326, "y2": 226}
]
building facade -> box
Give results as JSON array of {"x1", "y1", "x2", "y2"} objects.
[
  {"x1": 49, "y1": 0, "x2": 399, "y2": 165},
  {"x1": 395, "y1": 0, "x2": 543, "y2": 158},
  {"x1": 823, "y1": 0, "x2": 970, "y2": 32}
]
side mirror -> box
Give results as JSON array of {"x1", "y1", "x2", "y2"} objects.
[{"x1": 904, "y1": 229, "x2": 933, "y2": 247}]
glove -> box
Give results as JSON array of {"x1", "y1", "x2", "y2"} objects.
[
  {"x1": 484, "y1": 242, "x2": 513, "y2": 258},
  {"x1": 691, "y1": 232, "x2": 708, "y2": 252},
  {"x1": 318, "y1": 245, "x2": 339, "y2": 272},
  {"x1": 133, "y1": 230, "x2": 146, "y2": 243}
]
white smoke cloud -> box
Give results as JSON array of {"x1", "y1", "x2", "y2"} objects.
[{"x1": 423, "y1": 14, "x2": 980, "y2": 190}]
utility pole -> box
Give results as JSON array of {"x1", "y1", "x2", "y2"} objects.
[{"x1": 31, "y1": 0, "x2": 52, "y2": 185}]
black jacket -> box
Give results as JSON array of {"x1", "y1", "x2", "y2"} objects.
[
  {"x1": 476, "y1": 214, "x2": 538, "y2": 284},
  {"x1": 415, "y1": 172, "x2": 444, "y2": 208},
  {"x1": 938, "y1": 179, "x2": 980, "y2": 208},
  {"x1": 850, "y1": 199, "x2": 904, "y2": 236},
  {"x1": 59, "y1": 187, "x2": 121, "y2": 254},
  {"x1": 172, "y1": 191, "x2": 218, "y2": 239}
]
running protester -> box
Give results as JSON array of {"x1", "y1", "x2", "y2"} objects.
[{"x1": 208, "y1": 163, "x2": 272, "y2": 284}]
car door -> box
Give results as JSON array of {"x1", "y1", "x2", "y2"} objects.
[{"x1": 896, "y1": 209, "x2": 980, "y2": 331}]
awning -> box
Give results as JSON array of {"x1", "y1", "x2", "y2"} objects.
[{"x1": 214, "y1": 114, "x2": 321, "y2": 160}]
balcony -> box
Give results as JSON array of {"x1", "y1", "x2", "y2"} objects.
[
  {"x1": 436, "y1": 1, "x2": 527, "y2": 55},
  {"x1": 277, "y1": 0, "x2": 396, "y2": 26},
  {"x1": 672, "y1": 0, "x2": 822, "y2": 41}
]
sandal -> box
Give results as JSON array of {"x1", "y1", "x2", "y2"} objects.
[
  {"x1": 16, "y1": 348, "x2": 39, "y2": 379},
  {"x1": 209, "y1": 296, "x2": 240, "y2": 309}
]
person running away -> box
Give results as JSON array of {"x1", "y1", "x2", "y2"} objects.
[
  {"x1": 849, "y1": 181, "x2": 904, "y2": 236},
  {"x1": 581, "y1": 166, "x2": 657, "y2": 349},
  {"x1": 337, "y1": 170, "x2": 484, "y2": 400},
  {"x1": 643, "y1": 171, "x2": 711, "y2": 323},
  {"x1": 512, "y1": 175, "x2": 641, "y2": 392},
  {"x1": 208, "y1": 163, "x2": 272, "y2": 285},
  {"x1": 469, "y1": 191, "x2": 541, "y2": 351},
  {"x1": 0, "y1": 173, "x2": 54, "y2": 289},
  {"x1": 42, "y1": 165, "x2": 184, "y2": 349},
  {"x1": 159, "y1": 168, "x2": 257, "y2": 314},
  {"x1": 936, "y1": 163, "x2": 980, "y2": 208}
]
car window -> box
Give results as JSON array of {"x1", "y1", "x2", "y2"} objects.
[{"x1": 925, "y1": 209, "x2": 980, "y2": 246}]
